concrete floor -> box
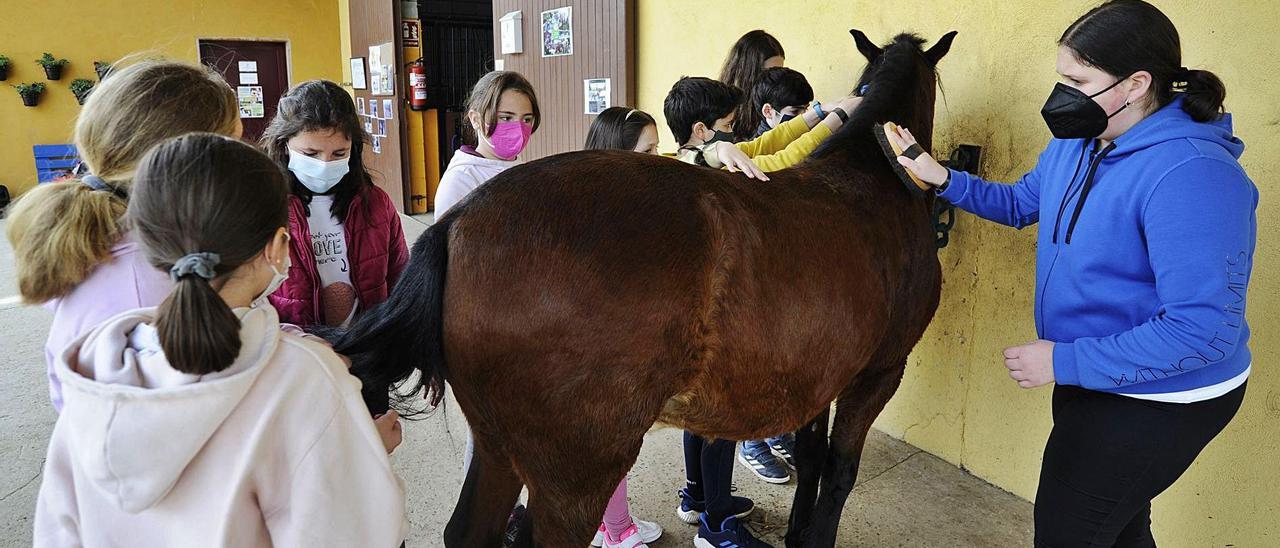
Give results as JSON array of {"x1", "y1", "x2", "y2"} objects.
[{"x1": 0, "y1": 215, "x2": 1033, "y2": 547}]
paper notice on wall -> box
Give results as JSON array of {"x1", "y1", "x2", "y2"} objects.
[
  {"x1": 382, "y1": 99, "x2": 393, "y2": 120},
  {"x1": 238, "y1": 60, "x2": 258, "y2": 72},
  {"x1": 369, "y1": 42, "x2": 396, "y2": 96},
  {"x1": 584, "y1": 78, "x2": 610, "y2": 115},
  {"x1": 237, "y1": 86, "x2": 264, "y2": 118},
  {"x1": 239, "y1": 72, "x2": 259, "y2": 85}
]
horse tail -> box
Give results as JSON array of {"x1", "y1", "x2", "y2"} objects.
[{"x1": 323, "y1": 214, "x2": 454, "y2": 416}]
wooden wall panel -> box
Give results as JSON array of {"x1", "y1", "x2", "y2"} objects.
[
  {"x1": 490, "y1": 0, "x2": 635, "y2": 160},
  {"x1": 349, "y1": 0, "x2": 410, "y2": 211}
]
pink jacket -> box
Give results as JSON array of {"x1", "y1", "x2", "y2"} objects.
[
  {"x1": 270, "y1": 186, "x2": 409, "y2": 326},
  {"x1": 35, "y1": 305, "x2": 407, "y2": 547},
  {"x1": 43, "y1": 232, "x2": 173, "y2": 412}
]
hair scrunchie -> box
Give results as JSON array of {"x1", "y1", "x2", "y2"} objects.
[
  {"x1": 170, "y1": 252, "x2": 221, "y2": 282},
  {"x1": 81, "y1": 174, "x2": 129, "y2": 199}
]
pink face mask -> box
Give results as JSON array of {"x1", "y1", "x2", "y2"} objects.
[{"x1": 480, "y1": 120, "x2": 533, "y2": 160}]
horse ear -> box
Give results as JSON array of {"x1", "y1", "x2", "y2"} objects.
[
  {"x1": 925, "y1": 31, "x2": 958, "y2": 65},
  {"x1": 849, "y1": 29, "x2": 883, "y2": 62}
]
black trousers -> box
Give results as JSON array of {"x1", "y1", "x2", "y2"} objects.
[
  {"x1": 1033, "y1": 382, "x2": 1246, "y2": 547},
  {"x1": 683, "y1": 431, "x2": 736, "y2": 524}
]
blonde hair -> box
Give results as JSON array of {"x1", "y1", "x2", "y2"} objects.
[{"x1": 6, "y1": 58, "x2": 239, "y2": 303}]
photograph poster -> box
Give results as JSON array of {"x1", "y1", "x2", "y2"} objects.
[{"x1": 541, "y1": 7, "x2": 573, "y2": 57}]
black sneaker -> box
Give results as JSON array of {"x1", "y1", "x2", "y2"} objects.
[{"x1": 676, "y1": 488, "x2": 754, "y2": 525}]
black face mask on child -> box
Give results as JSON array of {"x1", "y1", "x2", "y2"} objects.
[
  {"x1": 1040, "y1": 76, "x2": 1131, "y2": 139},
  {"x1": 703, "y1": 127, "x2": 737, "y2": 145}
]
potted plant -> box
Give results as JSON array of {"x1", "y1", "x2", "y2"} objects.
[
  {"x1": 16, "y1": 82, "x2": 46, "y2": 107},
  {"x1": 70, "y1": 78, "x2": 95, "y2": 105},
  {"x1": 94, "y1": 61, "x2": 113, "y2": 81},
  {"x1": 36, "y1": 53, "x2": 69, "y2": 80},
  {"x1": 0, "y1": 56, "x2": 10, "y2": 81}
]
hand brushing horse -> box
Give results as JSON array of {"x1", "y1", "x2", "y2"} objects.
[{"x1": 334, "y1": 29, "x2": 955, "y2": 547}]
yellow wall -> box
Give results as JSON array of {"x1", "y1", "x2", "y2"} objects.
[
  {"x1": 0, "y1": 0, "x2": 345, "y2": 197},
  {"x1": 638, "y1": 0, "x2": 1277, "y2": 544}
]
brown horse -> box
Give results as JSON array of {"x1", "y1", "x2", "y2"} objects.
[{"x1": 334, "y1": 29, "x2": 955, "y2": 547}]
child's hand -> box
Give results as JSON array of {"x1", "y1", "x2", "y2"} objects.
[
  {"x1": 373, "y1": 410, "x2": 403, "y2": 454},
  {"x1": 714, "y1": 141, "x2": 770, "y2": 181},
  {"x1": 836, "y1": 95, "x2": 863, "y2": 115}
]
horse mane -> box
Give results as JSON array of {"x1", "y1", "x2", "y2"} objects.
[{"x1": 811, "y1": 33, "x2": 937, "y2": 159}]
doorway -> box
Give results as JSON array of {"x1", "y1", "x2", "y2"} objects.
[{"x1": 198, "y1": 39, "x2": 290, "y2": 143}]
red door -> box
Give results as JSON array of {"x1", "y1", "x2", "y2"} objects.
[{"x1": 198, "y1": 40, "x2": 289, "y2": 143}]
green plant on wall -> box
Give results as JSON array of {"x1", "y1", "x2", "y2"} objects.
[
  {"x1": 94, "y1": 61, "x2": 113, "y2": 81},
  {"x1": 35, "y1": 53, "x2": 68, "y2": 69},
  {"x1": 69, "y1": 78, "x2": 95, "y2": 105},
  {"x1": 36, "y1": 53, "x2": 69, "y2": 81},
  {"x1": 15, "y1": 82, "x2": 46, "y2": 107},
  {"x1": 0, "y1": 55, "x2": 10, "y2": 81}
]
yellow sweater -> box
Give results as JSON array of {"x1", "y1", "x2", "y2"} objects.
[{"x1": 674, "y1": 116, "x2": 833, "y2": 172}]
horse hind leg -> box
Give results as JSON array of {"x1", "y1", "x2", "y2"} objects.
[
  {"x1": 804, "y1": 361, "x2": 907, "y2": 548},
  {"x1": 443, "y1": 437, "x2": 524, "y2": 548},
  {"x1": 785, "y1": 407, "x2": 831, "y2": 548}
]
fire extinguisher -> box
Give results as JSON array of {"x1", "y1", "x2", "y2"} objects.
[{"x1": 408, "y1": 58, "x2": 427, "y2": 111}]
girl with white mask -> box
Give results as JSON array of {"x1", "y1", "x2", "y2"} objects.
[{"x1": 259, "y1": 80, "x2": 409, "y2": 330}]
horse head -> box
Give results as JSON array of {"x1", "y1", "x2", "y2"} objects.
[{"x1": 837, "y1": 29, "x2": 957, "y2": 155}]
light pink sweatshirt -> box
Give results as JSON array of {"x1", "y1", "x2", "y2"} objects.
[
  {"x1": 43, "y1": 232, "x2": 172, "y2": 412},
  {"x1": 34, "y1": 305, "x2": 407, "y2": 547}
]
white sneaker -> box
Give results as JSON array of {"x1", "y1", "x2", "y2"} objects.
[{"x1": 591, "y1": 518, "x2": 662, "y2": 547}]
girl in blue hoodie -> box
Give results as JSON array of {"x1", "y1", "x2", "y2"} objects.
[{"x1": 889, "y1": 1, "x2": 1256, "y2": 545}]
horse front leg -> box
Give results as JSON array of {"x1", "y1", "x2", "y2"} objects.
[
  {"x1": 785, "y1": 407, "x2": 830, "y2": 548},
  {"x1": 804, "y1": 363, "x2": 906, "y2": 548}
]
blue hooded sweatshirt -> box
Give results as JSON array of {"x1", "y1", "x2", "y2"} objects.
[{"x1": 939, "y1": 95, "x2": 1257, "y2": 396}]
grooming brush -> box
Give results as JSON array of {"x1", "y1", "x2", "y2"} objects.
[{"x1": 873, "y1": 121, "x2": 932, "y2": 194}]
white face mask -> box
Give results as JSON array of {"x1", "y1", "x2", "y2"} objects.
[
  {"x1": 287, "y1": 149, "x2": 350, "y2": 194},
  {"x1": 251, "y1": 246, "x2": 292, "y2": 309}
]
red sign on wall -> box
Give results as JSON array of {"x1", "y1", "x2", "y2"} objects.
[{"x1": 402, "y1": 20, "x2": 421, "y2": 48}]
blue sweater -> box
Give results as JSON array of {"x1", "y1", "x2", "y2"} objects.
[{"x1": 939, "y1": 96, "x2": 1257, "y2": 395}]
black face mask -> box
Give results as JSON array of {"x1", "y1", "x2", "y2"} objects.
[
  {"x1": 1040, "y1": 77, "x2": 1130, "y2": 139},
  {"x1": 704, "y1": 128, "x2": 737, "y2": 145}
]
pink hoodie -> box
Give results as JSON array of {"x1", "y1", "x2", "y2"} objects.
[
  {"x1": 34, "y1": 305, "x2": 407, "y2": 547},
  {"x1": 43, "y1": 232, "x2": 172, "y2": 412}
]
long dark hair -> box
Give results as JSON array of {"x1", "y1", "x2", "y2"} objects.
[
  {"x1": 584, "y1": 107, "x2": 656, "y2": 151},
  {"x1": 259, "y1": 80, "x2": 373, "y2": 223},
  {"x1": 1060, "y1": 0, "x2": 1226, "y2": 122},
  {"x1": 719, "y1": 30, "x2": 785, "y2": 140},
  {"x1": 129, "y1": 133, "x2": 289, "y2": 375}
]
